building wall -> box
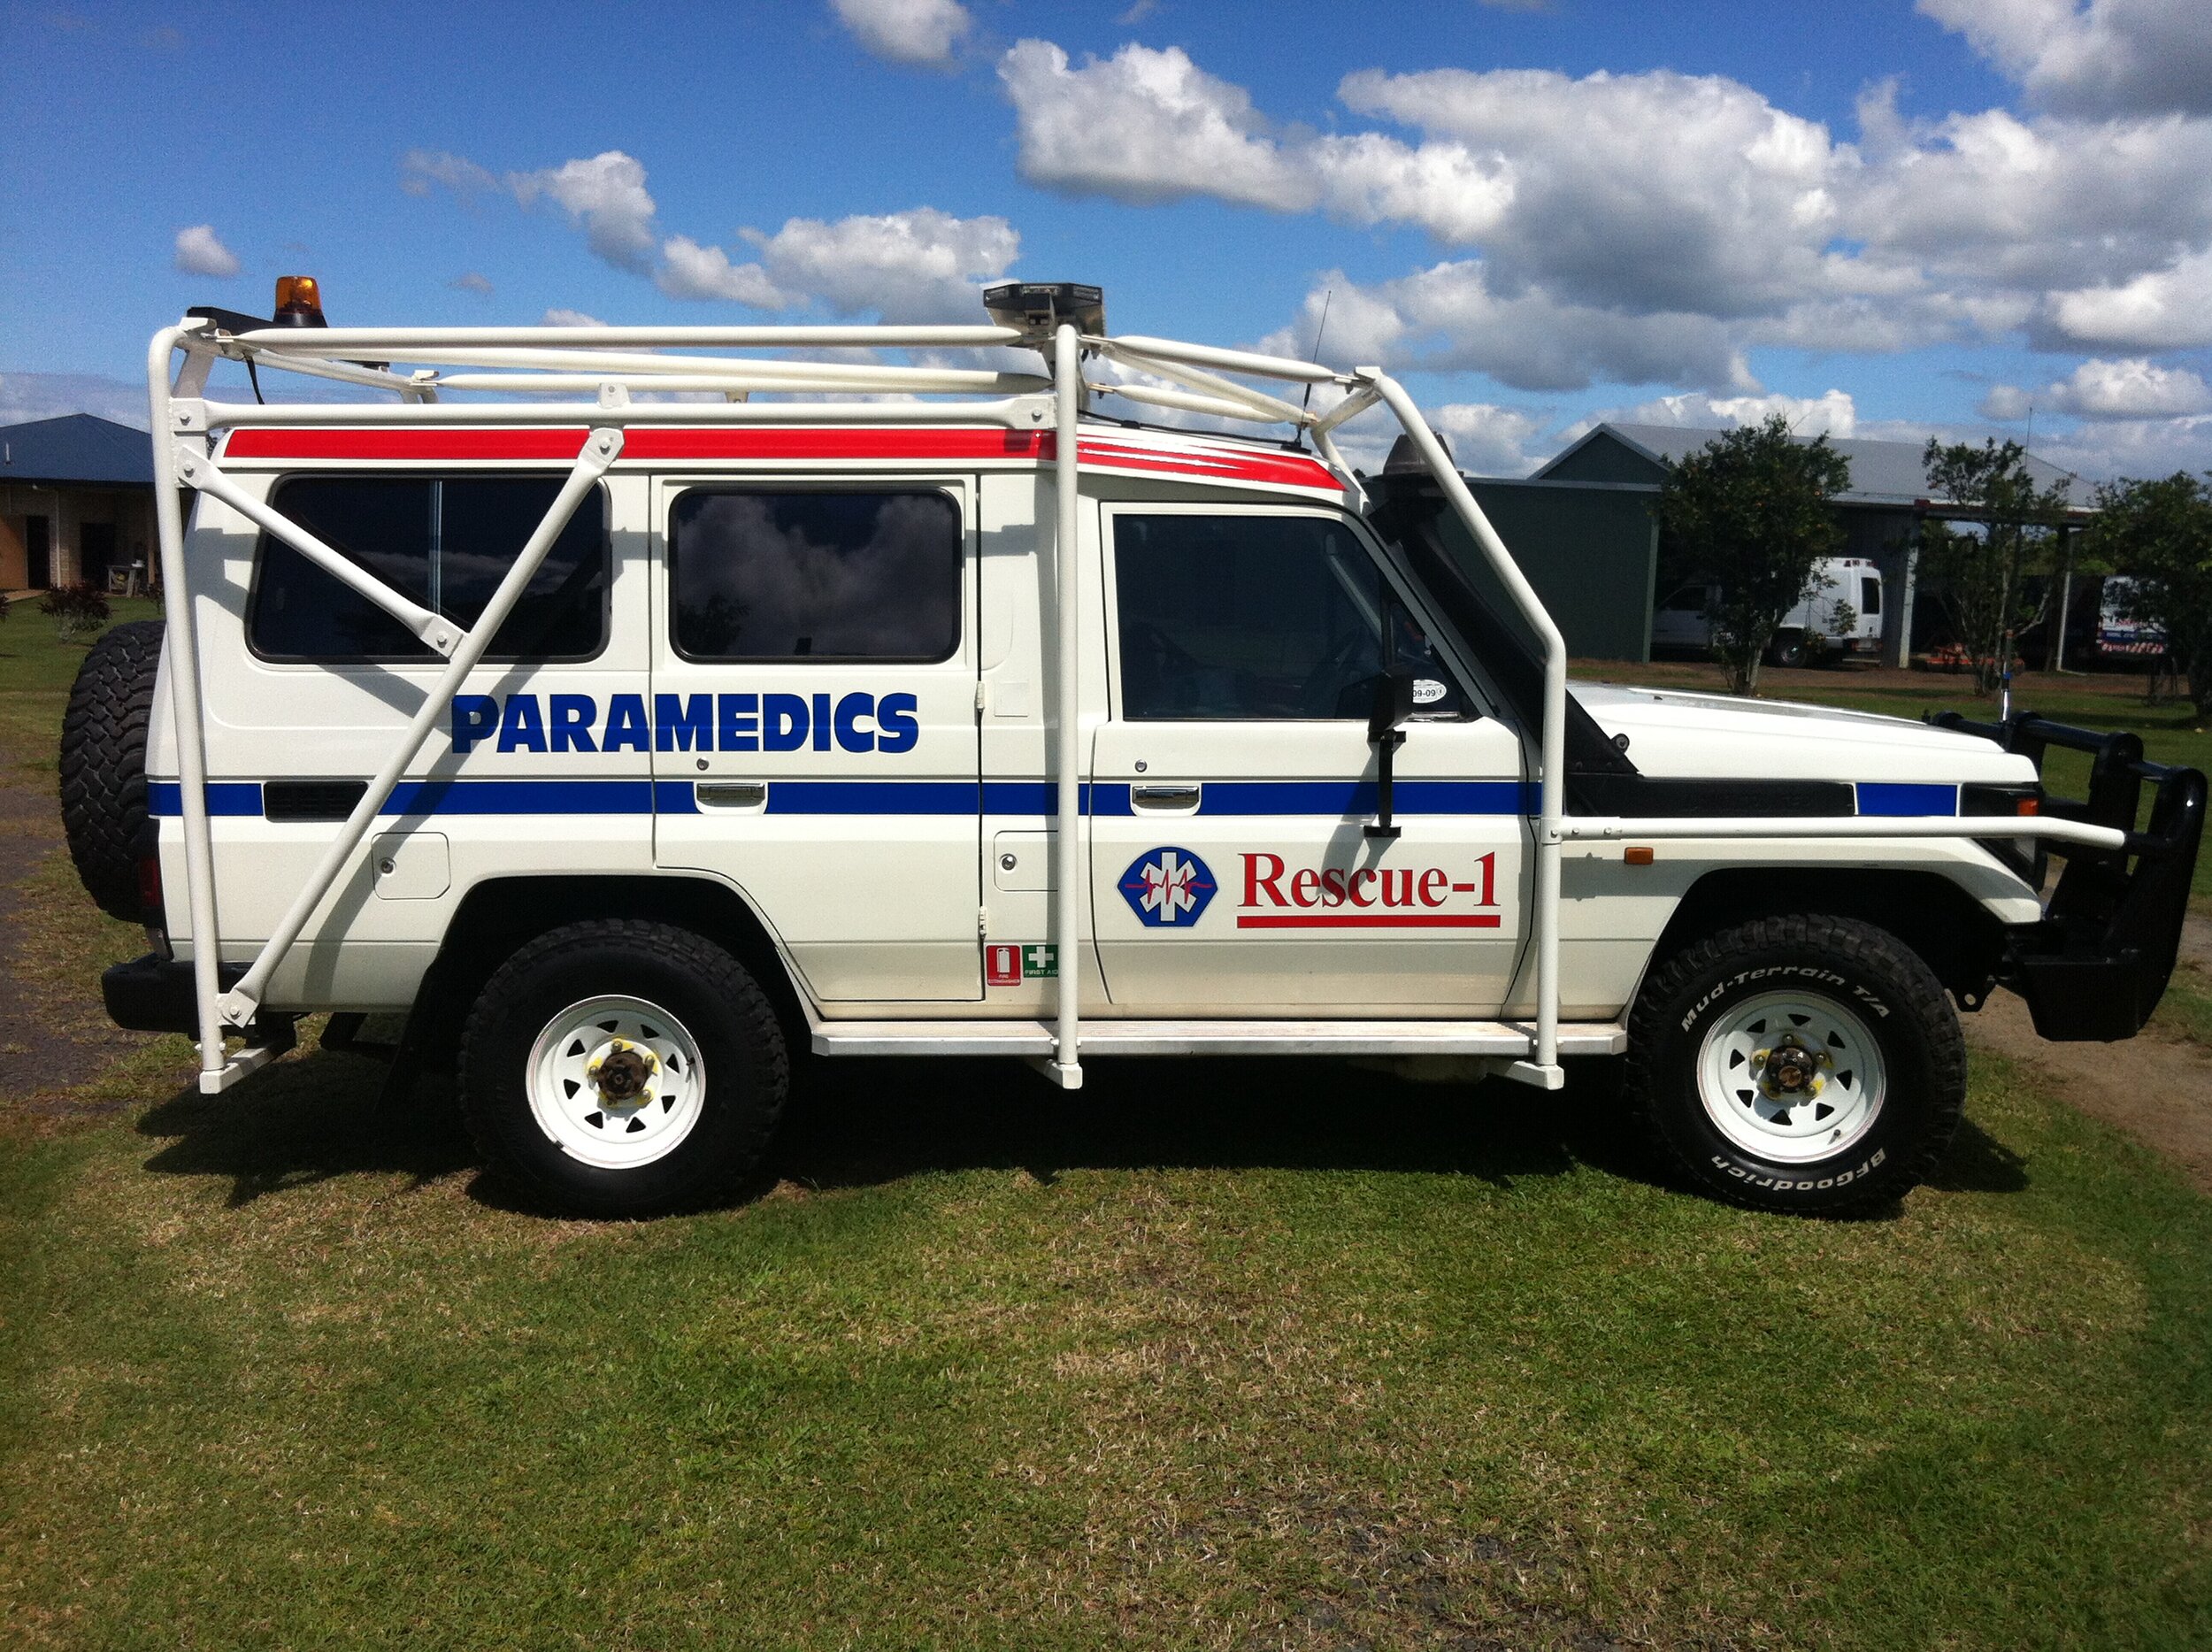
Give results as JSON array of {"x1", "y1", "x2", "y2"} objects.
[{"x1": 0, "y1": 483, "x2": 154, "y2": 589}]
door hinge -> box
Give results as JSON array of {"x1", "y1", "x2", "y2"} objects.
[
  {"x1": 975, "y1": 680, "x2": 988, "y2": 711},
  {"x1": 979, "y1": 905, "x2": 989, "y2": 936}
]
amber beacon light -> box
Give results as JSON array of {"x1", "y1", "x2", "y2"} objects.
[{"x1": 271, "y1": 275, "x2": 326, "y2": 327}]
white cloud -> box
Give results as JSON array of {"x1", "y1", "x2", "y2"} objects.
[
  {"x1": 508, "y1": 150, "x2": 659, "y2": 274},
  {"x1": 1920, "y1": 0, "x2": 2212, "y2": 118},
  {"x1": 998, "y1": 41, "x2": 1512, "y2": 236},
  {"x1": 2025, "y1": 413, "x2": 2212, "y2": 477},
  {"x1": 1982, "y1": 357, "x2": 2212, "y2": 419},
  {"x1": 173, "y1": 224, "x2": 239, "y2": 278},
  {"x1": 663, "y1": 209, "x2": 1017, "y2": 323},
  {"x1": 0, "y1": 370, "x2": 148, "y2": 427},
  {"x1": 539, "y1": 308, "x2": 605, "y2": 328},
  {"x1": 657, "y1": 236, "x2": 787, "y2": 306},
  {"x1": 1428, "y1": 402, "x2": 1550, "y2": 474},
  {"x1": 1589, "y1": 388, "x2": 1860, "y2": 437},
  {"x1": 449, "y1": 271, "x2": 494, "y2": 296},
  {"x1": 403, "y1": 145, "x2": 1018, "y2": 321},
  {"x1": 2047, "y1": 246, "x2": 2212, "y2": 349},
  {"x1": 831, "y1": 0, "x2": 971, "y2": 66},
  {"x1": 1260, "y1": 261, "x2": 1754, "y2": 392}
]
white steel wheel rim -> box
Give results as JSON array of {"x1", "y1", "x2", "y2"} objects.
[
  {"x1": 1694, "y1": 989, "x2": 1886, "y2": 1165},
  {"x1": 526, "y1": 995, "x2": 708, "y2": 1171}
]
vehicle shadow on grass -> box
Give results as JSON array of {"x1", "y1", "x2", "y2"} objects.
[{"x1": 130, "y1": 1046, "x2": 2029, "y2": 1216}]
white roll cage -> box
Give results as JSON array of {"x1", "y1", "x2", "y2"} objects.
[{"x1": 146, "y1": 314, "x2": 2127, "y2": 1097}]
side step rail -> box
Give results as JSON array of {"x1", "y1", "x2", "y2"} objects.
[{"x1": 810, "y1": 1015, "x2": 1624, "y2": 1068}]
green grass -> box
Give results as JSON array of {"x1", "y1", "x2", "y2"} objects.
[
  {"x1": 0, "y1": 612, "x2": 2206, "y2": 1646},
  {"x1": 2, "y1": 1049, "x2": 2209, "y2": 1648}
]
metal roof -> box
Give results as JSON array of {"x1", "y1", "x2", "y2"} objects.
[
  {"x1": 0, "y1": 414, "x2": 153, "y2": 488},
  {"x1": 1540, "y1": 420, "x2": 2088, "y2": 509}
]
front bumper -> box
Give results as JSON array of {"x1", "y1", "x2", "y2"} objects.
[{"x1": 1933, "y1": 711, "x2": 2206, "y2": 1041}]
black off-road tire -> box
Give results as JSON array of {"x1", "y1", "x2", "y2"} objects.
[
  {"x1": 1765, "y1": 632, "x2": 1809, "y2": 670},
  {"x1": 59, "y1": 619, "x2": 165, "y2": 921},
  {"x1": 1625, "y1": 914, "x2": 1966, "y2": 1216},
  {"x1": 459, "y1": 920, "x2": 789, "y2": 1218}
]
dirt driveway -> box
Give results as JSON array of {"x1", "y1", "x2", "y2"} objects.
[{"x1": 1961, "y1": 913, "x2": 2212, "y2": 1192}]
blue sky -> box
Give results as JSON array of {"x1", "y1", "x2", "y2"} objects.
[{"x1": 5, "y1": 0, "x2": 2211, "y2": 478}]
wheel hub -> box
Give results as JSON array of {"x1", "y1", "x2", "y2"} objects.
[
  {"x1": 588, "y1": 1041, "x2": 657, "y2": 1107},
  {"x1": 1754, "y1": 1037, "x2": 1829, "y2": 1102}
]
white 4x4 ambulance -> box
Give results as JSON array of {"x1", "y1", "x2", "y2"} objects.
[{"x1": 65, "y1": 280, "x2": 2205, "y2": 1218}]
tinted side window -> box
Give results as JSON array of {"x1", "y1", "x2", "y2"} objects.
[
  {"x1": 670, "y1": 490, "x2": 961, "y2": 662},
  {"x1": 1114, "y1": 514, "x2": 1463, "y2": 720},
  {"x1": 250, "y1": 476, "x2": 609, "y2": 661}
]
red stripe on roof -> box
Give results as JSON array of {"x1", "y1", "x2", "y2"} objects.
[
  {"x1": 223, "y1": 428, "x2": 590, "y2": 460},
  {"x1": 217, "y1": 426, "x2": 1340, "y2": 490},
  {"x1": 623, "y1": 428, "x2": 1050, "y2": 461}
]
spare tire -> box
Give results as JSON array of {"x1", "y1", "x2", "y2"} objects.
[{"x1": 60, "y1": 619, "x2": 165, "y2": 922}]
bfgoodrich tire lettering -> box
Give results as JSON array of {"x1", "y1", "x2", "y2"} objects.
[
  {"x1": 1625, "y1": 914, "x2": 1965, "y2": 1215},
  {"x1": 460, "y1": 919, "x2": 788, "y2": 1218}
]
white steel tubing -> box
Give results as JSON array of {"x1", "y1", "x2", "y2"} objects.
[
  {"x1": 1312, "y1": 386, "x2": 1384, "y2": 436},
  {"x1": 173, "y1": 453, "x2": 461, "y2": 655},
  {"x1": 200, "y1": 397, "x2": 1042, "y2": 429},
  {"x1": 1051, "y1": 323, "x2": 1084, "y2": 1088},
  {"x1": 1090, "y1": 381, "x2": 1292, "y2": 425},
  {"x1": 147, "y1": 328, "x2": 228, "y2": 1079},
  {"x1": 1369, "y1": 373, "x2": 1570, "y2": 1072},
  {"x1": 341, "y1": 349, "x2": 1047, "y2": 391},
  {"x1": 1093, "y1": 342, "x2": 1310, "y2": 425},
  {"x1": 219, "y1": 431, "x2": 623, "y2": 1024},
  {"x1": 233, "y1": 324, "x2": 1024, "y2": 350},
  {"x1": 207, "y1": 351, "x2": 420, "y2": 395},
  {"x1": 1104, "y1": 334, "x2": 1342, "y2": 385},
  {"x1": 1560, "y1": 815, "x2": 2130, "y2": 851}
]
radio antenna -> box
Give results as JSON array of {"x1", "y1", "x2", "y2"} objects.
[{"x1": 1300, "y1": 288, "x2": 1333, "y2": 415}]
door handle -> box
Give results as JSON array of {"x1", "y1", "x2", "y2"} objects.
[
  {"x1": 695, "y1": 781, "x2": 768, "y2": 810},
  {"x1": 1132, "y1": 782, "x2": 1200, "y2": 811}
]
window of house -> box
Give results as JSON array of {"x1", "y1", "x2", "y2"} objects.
[
  {"x1": 250, "y1": 475, "x2": 609, "y2": 661},
  {"x1": 1112, "y1": 513, "x2": 1465, "y2": 720},
  {"x1": 669, "y1": 489, "x2": 961, "y2": 663}
]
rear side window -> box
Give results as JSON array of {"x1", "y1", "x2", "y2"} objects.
[
  {"x1": 250, "y1": 475, "x2": 609, "y2": 662},
  {"x1": 1861, "y1": 576, "x2": 1881, "y2": 616},
  {"x1": 670, "y1": 489, "x2": 961, "y2": 662}
]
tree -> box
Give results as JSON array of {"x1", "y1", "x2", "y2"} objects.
[
  {"x1": 1655, "y1": 416, "x2": 1851, "y2": 695},
  {"x1": 1916, "y1": 438, "x2": 2073, "y2": 695},
  {"x1": 2085, "y1": 472, "x2": 2212, "y2": 718}
]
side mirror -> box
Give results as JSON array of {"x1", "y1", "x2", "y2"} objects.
[{"x1": 1367, "y1": 672, "x2": 1417, "y2": 741}]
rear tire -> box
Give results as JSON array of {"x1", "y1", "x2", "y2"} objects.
[
  {"x1": 1625, "y1": 914, "x2": 1965, "y2": 1215},
  {"x1": 60, "y1": 619, "x2": 165, "y2": 921},
  {"x1": 460, "y1": 920, "x2": 788, "y2": 1218},
  {"x1": 1766, "y1": 632, "x2": 1809, "y2": 669}
]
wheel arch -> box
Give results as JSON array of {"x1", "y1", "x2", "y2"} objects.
[
  {"x1": 407, "y1": 873, "x2": 810, "y2": 1064},
  {"x1": 1642, "y1": 866, "x2": 2008, "y2": 1009}
]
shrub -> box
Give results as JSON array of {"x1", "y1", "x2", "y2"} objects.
[{"x1": 39, "y1": 583, "x2": 110, "y2": 642}]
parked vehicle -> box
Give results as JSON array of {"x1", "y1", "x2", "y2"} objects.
[
  {"x1": 65, "y1": 279, "x2": 2205, "y2": 1220},
  {"x1": 1651, "y1": 557, "x2": 1885, "y2": 666}
]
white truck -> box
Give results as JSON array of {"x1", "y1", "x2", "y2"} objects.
[
  {"x1": 1652, "y1": 557, "x2": 1886, "y2": 667},
  {"x1": 65, "y1": 280, "x2": 2205, "y2": 1219}
]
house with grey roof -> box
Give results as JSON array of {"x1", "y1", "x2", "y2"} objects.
[
  {"x1": 1522, "y1": 422, "x2": 2090, "y2": 665},
  {"x1": 0, "y1": 413, "x2": 157, "y2": 593}
]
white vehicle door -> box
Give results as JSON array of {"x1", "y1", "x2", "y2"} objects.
[
  {"x1": 1652, "y1": 581, "x2": 1712, "y2": 650},
  {"x1": 649, "y1": 478, "x2": 982, "y2": 1003},
  {"x1": 1087, "y1": 506, "x2": 1529, "y2": 1015}
]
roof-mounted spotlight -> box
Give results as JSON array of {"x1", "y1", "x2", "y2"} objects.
[{"x1": 983, "y1": 281, "x2": 1105, "y2": 339}]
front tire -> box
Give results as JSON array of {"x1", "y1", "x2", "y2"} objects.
[
  {"x1": 1625, "y1": 915, "x2": 1965, "y2": 1215},
  {"x1": 460, "y1": 920, "x2": 788, "y2": 1217},
  {"x1": 1766, "y1": 632, "x2": 1809, "y2": 669}
]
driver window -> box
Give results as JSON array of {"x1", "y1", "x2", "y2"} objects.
[{"x1": 1112, "y1": 513, "x2": 1463, "y2": 720}]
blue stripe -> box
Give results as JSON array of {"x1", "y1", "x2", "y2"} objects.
[
  {"x1": 1856, "y1": 781, "x2": 1958, "y2": 817},
  {"x1": 384, "y1": 779, "x2": 657, "y2": 816},
  {"x1": 1198, "y1": 779, "x2": 1532, "y2": 816},
  {"x1": 148, "y1": 781, "x2": 264, "y2": 817},
  {"x1": 151, "y1": 775, "x2": 1538, "y2": 820}
]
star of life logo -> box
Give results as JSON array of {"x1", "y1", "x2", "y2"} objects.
[{"x1": 1118, "y1": 847, "x2": 1218, "y2": 927}]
